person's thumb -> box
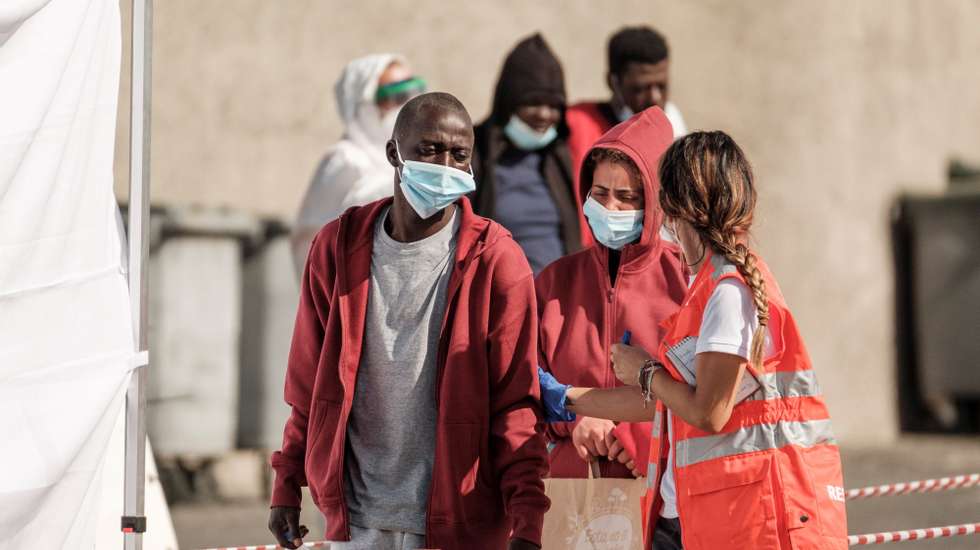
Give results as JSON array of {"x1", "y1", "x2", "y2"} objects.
[{"x1": 575, "y1": 442, "x2": 589, "y2": 460}]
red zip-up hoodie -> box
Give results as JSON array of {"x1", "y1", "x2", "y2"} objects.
[
  {"x1": 536, "y1": 107, "x2": 687, "y2": 478},
  {"x1": 271, "y1": 197, "x2": 550, "y2": 548}
]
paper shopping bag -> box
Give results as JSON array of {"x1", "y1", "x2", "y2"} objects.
[{"x1": 542, "y1": 464, "x2": 647, "y2": 550}]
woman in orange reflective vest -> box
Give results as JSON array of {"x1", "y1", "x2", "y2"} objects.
[{"x1": 543, "y1": 130, "x2": 849, "y2": 549}]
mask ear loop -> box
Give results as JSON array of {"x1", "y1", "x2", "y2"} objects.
[
  {"x1": 393, "y1": 140, "x2": 405, "y2": 167},
  {"x1": 392, "y1": 141, "x2": 409, "y2": 188}
]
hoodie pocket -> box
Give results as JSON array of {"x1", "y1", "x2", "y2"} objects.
[
  {"x1": 305, "y1": 398, "x2": 342, "y2": 505},
  {"x1": 433, "y1": 422, "x2": 492, "y2": 525}
]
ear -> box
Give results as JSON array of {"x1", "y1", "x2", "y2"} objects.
[
  {"x1": 385, "y1": 139, "x2": 400, "y2": 168},
  {"x1": 606, "y1": 72, "x2": 617, "y2": 93}
]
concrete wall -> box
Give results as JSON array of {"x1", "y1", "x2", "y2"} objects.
[{"x1": 115, "y1": 1, "x2": 980, "y2": 445}]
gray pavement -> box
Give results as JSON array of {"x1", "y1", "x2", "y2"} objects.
[{"x1": 169, "y1": 435, "x2": 980, "y2": 549}]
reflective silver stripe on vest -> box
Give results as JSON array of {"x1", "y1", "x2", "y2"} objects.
[
  {"x1": 647, "y1": 409, "x2": 663, "y2": 487},
  {"x1": 749, "y1": 369, "x2": 823, "y2": 401},
  {"x1": 675, "y1": 418, "x2": 836, "y2": 468}
]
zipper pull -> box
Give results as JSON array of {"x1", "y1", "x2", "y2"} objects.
[{"x1": 607, "y1": 288, "x2": 614, "y2": 302}]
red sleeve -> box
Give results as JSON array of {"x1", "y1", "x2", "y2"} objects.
[
  {"x1": 488, "y1": 247, "x2": 551, "y2": 546},
  {"x1": 565, "y1": 104, "x2": 603, "y2": 191},
  {"x1": 270, "y1": 230, "x2": 333, "y2": 508}
]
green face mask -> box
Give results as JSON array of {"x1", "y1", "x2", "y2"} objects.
[{"x1": 375, "y1": 77, "x2": 427, "y2": 106}]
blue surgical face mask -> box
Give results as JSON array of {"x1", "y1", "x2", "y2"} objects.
[
  {"x1": 583, "y1": 195, "x2": 644, "y2": 250},
  {"x1": 503, "y1": 114, "x2": 558, "y2": 151},
  {"x1": 395, "y1": 141, "x2": 476, "y2": 219}
]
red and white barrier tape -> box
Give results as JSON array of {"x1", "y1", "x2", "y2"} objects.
[
  {"x1": 200, "y1": 542, "x2": 329, "y2": 550},
  {"x1": 846, "y1": 473, "x2": 980, "y2": 500},
  {"x1": 848, "y1": 522, "x2": 979, "y2": 546},
  {"x1": 202, "y1": 523, "x2": 980, "y2": 550}
]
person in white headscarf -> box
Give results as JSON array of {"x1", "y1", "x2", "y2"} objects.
[{"x1": 291, "y1": 53, "x2": 426, "y2": 275}]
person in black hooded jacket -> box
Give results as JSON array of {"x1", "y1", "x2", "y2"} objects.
[{"x1": 472, "y1": 33, "x2": 582, "y2": 274}]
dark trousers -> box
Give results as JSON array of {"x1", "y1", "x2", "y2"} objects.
[{"x1": 652, "y1": 516, "x2": 683, "y2": 550}]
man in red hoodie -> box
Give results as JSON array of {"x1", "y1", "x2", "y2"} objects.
[
  {"x1": 268, "y1": 92, "x2": 548, "y2": 550},
  {"x1": 537, "y1": 107, "x2": 687, "y2": 479},
  {"x1": 567, "y1": 26, "x2": 688, "y2": 247}
]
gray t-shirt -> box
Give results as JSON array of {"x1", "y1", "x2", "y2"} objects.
[{"x1": 343, "y1": 206, "x2": 459, "y2": 534}]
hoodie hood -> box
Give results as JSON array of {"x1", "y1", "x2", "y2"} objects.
[
  {"x1": 488, "y1": 33, "x2": 567, "y2": 134},
  {"x1": 333, "y1": 53, "x2": 406, "y2": 164},
  {"x1": 579, "y1": 106, "x2": 674, "y2": 251}
]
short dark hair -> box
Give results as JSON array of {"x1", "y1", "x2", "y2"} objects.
[
  {"x1": 608, "y1": 26, "x2": 669, "y2": 76},
  {"x1": 393, "y1": 92, "x2": 471, "y2": 141}
]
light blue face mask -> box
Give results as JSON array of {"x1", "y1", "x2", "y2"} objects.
[
  {"x1": 616, "y1": 105, "x2": 634, "y2": 122},
  {"x1": 396, "y1": 141, "x2": 476, "y2": 219},
  {"x1": 503, "y1": 114, "x2": 558, "y2": 151},
  {"x1": 583, "y1": 196, "x2": 644, "y2": 250}
]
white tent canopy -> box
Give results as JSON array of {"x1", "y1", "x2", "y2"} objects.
[{"x1": 0, "y1": 0, "x2": 173, "y2": 548}]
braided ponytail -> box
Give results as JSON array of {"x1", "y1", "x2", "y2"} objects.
[
  {"x1": 704, "y1": 230, "x2": 770, "y2": 369},
  {"x1": 659, "y1": 131, "x2": 770, "y2": 369}
]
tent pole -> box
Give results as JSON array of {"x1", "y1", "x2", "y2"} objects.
[{"x1": 123, "y1": 0, "x2": 152, "y2": 548}]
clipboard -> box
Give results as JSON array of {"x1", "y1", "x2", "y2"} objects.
[{"x1": 664, "y1": 336, "x2": 762, "y2": 402}]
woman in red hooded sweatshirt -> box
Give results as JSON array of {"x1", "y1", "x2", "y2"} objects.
[{"x1": 536, "y1": 106, "x2": 687, "y2": 478}]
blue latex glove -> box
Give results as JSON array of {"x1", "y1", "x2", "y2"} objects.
[{"x1": 538, "y1": 366, "x2": 575, "y2": 422}]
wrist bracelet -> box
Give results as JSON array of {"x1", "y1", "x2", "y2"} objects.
[
  {"x1": 637, "y1": 365, "x2": 651, "y2": 389},
  {"x1": 639, "y1": 359, "x2": 662, "y2": 408}
]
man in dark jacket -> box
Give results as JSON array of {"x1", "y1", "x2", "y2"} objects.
[
  {"x1": 268, "y1": 92, "x2": 548, "y2": 550},
  {"x1": 472, "y1": 33, "x2": 582, "y2": 274}
]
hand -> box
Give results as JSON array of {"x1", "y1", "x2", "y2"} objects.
[
  {"x1": 626, "y1": 458, "x2": 647, "y2": 478},
  {"x1": 610, "y1": 343, "x2": 652, "y2": 386},
  {"x1": 268, "y1": 506, "x2": 308, "y2": 549},
  {"x1": 508, "y1": 537, "x2": 541, "y2": 550},
  {"x1": 605, "y1": 437, "x2": 634, "y2": 467},
  {"x1": 571, "y1": 416, "x2": 617, "y2": 460}
]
